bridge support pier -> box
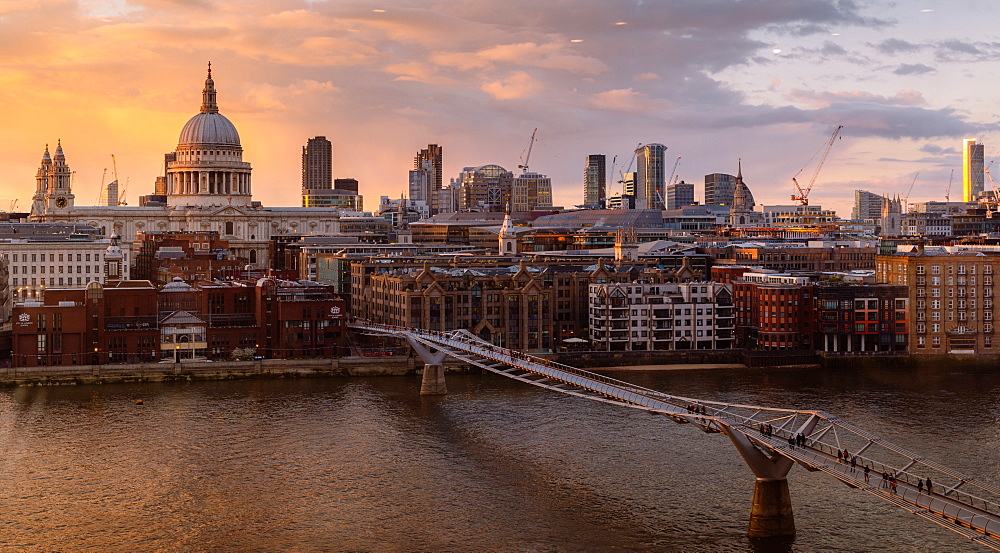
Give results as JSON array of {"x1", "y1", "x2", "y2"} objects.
[
  {"x1": 405, "y1": 336, "x2": 449, "y2": 396},
  {"x1": 420, "y1": 364, "x2": 447, "y2": 395},
  {"x1": 721, "y1": 415, "x2": 818, "y2": 538},
  {"x1": 748, "y1": 478, "x2": 795, "y2": 538}
]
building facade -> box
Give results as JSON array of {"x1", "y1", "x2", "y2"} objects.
[
  {"x1": 302, "y1": 136, "x2": 333, "y2": 191},
  {"x1": 877, "y1": 246, "x2": 999, "y2": 355},
  {"x1": 964, "y1": 138, "x2": 985, "y2": 202},
  {"x1": 635, "y1": 143, "x2": 667, "y2": 210},
  {"x1": 666, "y1": 181, "x2": 695, "y2": 210},
  {"x1": 583, "y1": 154, "x2": 606, "y2": 209},
  {"x1": 589, "y1": 280, "x2": 734, "y2": 351}
]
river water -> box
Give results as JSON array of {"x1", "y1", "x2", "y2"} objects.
[{"x1": 0, "y1": 364, "x2": 997, "y2": 552}]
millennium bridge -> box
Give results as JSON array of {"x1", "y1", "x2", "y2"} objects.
[{"x1": 351, "y1": 322, "x2": 1000, "y2": 550}]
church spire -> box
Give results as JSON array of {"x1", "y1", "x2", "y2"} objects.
[
  {"x1": 737, "y1": 158, "x2": 742, "y2": 180},
  {"x1": 200, "y1": 61, "x2": 219, "y2": 114}
]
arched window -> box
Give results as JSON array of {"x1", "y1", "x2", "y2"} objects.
[
  {"x1": 225, "y1": 222, "x2": 234, "y2": 235},
  {"x1": 249, "y1": 249, "x2": 257, "y2": 264}
]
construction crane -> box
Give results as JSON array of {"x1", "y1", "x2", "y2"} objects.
[
  {"x1": 518, "y1": 128, "x2": 537, "y2": 175},
  {"x1": 617, "y1": 143, "x2": 641, "y2": 193},
  {"x1": 112, "y1": 154, "x2": 128, "y2": 206},
  {"x1": 903, "y1": 172, "x2": 919, "y2": 213},
  {"x1": 669, "y1": 156, "x2": 682, "y2": 185},
  {"x1": 791, "y1": 125, "x2": 843, "y2": 206},
  {"x1": 945, "y1": 169, "x2": 954, "y2": 202}
]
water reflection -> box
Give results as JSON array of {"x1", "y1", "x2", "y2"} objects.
[{"x1": 0, "y1": 364, "x2": 994, "y2": 552}]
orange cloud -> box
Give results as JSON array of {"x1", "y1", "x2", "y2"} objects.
[{"x1": 481, "y1": 71, "x2": 543, "y2": 100}]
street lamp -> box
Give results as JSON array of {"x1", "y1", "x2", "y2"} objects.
[{"x1": 175, "y1": 344, "x2": 180, "y2": 363}]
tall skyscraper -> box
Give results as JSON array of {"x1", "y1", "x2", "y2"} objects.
[
  {"x1": 583, "y1": 154, "x2": 606, "y2": 208},
  {"x1": 302, "y1": 136, "x2": 333, "y2": 190},
  {"x1": 666, "y1": 181, "x2": 695, "y2": 210},
  {"x1": 963, "y1": 138, "x2": 985, "y2": 202},
  {"x1": 635, "y1": 143, "x2": 667, "y2": 210},
  {"x1": 411, "y1": 144, "x2": 443, "y2": 214}
]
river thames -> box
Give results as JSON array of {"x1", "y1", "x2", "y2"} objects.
[{"x1": 0, "y1": 363, "x2": 997, "y2": 552}]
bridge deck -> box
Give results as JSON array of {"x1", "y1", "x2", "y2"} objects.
[{"x1": 351, "y1": 323, "x2": 1000, "y2": 550}]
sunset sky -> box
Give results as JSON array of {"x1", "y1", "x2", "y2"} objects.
[{"x1": 1, "y1": 0, "x2": 997, "y2": 217}]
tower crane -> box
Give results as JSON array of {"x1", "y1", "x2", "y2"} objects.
[
  {"x1": 617, "y1": 143, "x2": 641, "y2": 193},
  {"x1": 669, "y1": 156, "x2": 682, "y2": 185},
  {"x1": 903, "y1": 172, "x2": 919, "y2": 213},
  {"x1": 945, "y1": 169, "x2": 954, "y2": 202},
  {"x1": 518, "y1": 128, "x2": 537, "y2": 175},
  {"x1": 791, "y1": 125, "x2": 843, "y2": 206}
]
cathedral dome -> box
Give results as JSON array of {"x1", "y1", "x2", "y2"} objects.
[
  {"x1": 177, "y1": 63, "x2": 241, "y2": 148},
  {"x1": 178, "y1": 112, "x2": 241, "y2": 147}
]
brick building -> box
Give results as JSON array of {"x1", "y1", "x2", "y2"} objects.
[
  {"x1": 813, "y1": 283, "x2": 909, "y2": 353},
  {"x1": 877, "y1": 245, "x2": 999, "y2": 355},
  {"x1": 12, "y1": 277, "x2": 346, "y2": 367},
  {"x1": 132, "y1": 231, "x2": 245, "y2": 284},
  {"x1": 351, "y1": 257, "x2": 650, "y2": 351},
  {"x1": 733, "y1": 272, "x2": 815, "y2": 350}
]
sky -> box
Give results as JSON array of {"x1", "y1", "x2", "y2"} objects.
[{"x1": 1, "y1": 0, "x2": 998, "y2": 218}]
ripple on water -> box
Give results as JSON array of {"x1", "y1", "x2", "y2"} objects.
[{"x1": 0, "y1": 367, "x2": 994, "y2": 552}]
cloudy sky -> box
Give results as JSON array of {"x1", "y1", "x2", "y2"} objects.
[{"x1": 0, "y1": 0, "x2": 997, "y2": 217}]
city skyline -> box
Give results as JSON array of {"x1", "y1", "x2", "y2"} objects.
[{"x1": 0, "y1": 1, "x2": 998, "y2": 217}]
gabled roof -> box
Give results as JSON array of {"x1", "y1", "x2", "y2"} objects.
[{"x1": 159, "y1": 310, "x2": 206, "y2": 326}]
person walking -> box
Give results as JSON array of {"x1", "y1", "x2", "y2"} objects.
[
  {"x1": 881, "y1": 471, "x2": 889, "y2": 489},
  {"x1": 918, "y1": 479, "x2": 924, "y2": 494},
  {"x1": 850, "y1": 456, "x2": 857, "y2": 472},
  {"x1": 926, "y1": 478, "x2": 933, "y2": 494},
  {"x1": 864, "y1": 465, "x2": 870, "y2": 483},
  {"x1": 890, "y1": 477, "x2": 897, "y2": 494}
]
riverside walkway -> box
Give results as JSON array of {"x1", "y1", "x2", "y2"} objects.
[{"x1": 352, "y1": 322, "x2": 1000, "y2": 550}]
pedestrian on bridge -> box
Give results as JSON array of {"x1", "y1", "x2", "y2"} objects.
[
  {"x1": 890, "y1": 476, "x2": 898, "y2": 494},
  {"x1": 881, "y1": 471, "x2": 889, "y2": 489},
  {"x1": 926, "y1": 478, "x2": 934, "y2": 494},
  {"x1": 918, "y1": 479, "x2": 924, "y2": 494},
  {"x1": 864, "y1": 465, "x2": 870, "y2": 483},
  {"x1": 851, "y1": 456, "x2": 857, "y2": 472}
]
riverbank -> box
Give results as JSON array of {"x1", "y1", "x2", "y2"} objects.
[
  {"x1": 592, "y1": 363, "x2": 749, "y2": 371},
  {"x1": 0, "y1": 356, "x2": 421, "y2": 387}
]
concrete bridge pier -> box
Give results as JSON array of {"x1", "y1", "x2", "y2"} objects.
[
  {"x1": 721, "y1": 415, "x2": 819, "y2": 538},
  {"x1": 405, "y1": 336, "x2": 448, "y2": 395}
]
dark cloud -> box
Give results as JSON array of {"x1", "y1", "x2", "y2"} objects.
[
  {"x1": 870, "y1": 38, "x2": 922, "y2": 54},
  {"x1": 940, "y1": 39, "x2": 982, "y2": 56},
  {"x1": 920, "y1": 144, "x2": 959, "y2": 155},
  {"x1": 893, "y1": 63, "x2": 935, "y2": 75}
]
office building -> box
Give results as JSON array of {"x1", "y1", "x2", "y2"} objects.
[
  {"x1": 457, "y1": 165, "x2": 514, "y2": 212},
  {"x1": 512, "y1": 172, "x2": 552, "y2": 212},
  {"x1": 705, "y1": 171, "x2": 755, "y2": 208},
  {"x1": 410, "y1": 144, "x2": 442, "y2": 214},
  {"x1": 666, "y1": 181, "x2": 695, "y2": 210},
  {"x1": 853, "y1": 190, "x2": 884, "y2": 221},
  {"x1": 963, "y1": 138, "x2": 985, "y2": 202},
  {"x1": 635, "y1": 143, "x2": 667, "y2": 210},
  {"x1": 583, "y1": 154, "x2": 606, "y2": 209}
]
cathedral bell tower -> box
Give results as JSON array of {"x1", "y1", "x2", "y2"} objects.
[{"x1": 30, "y1": 141, "x2": 75, "y2": 218}]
